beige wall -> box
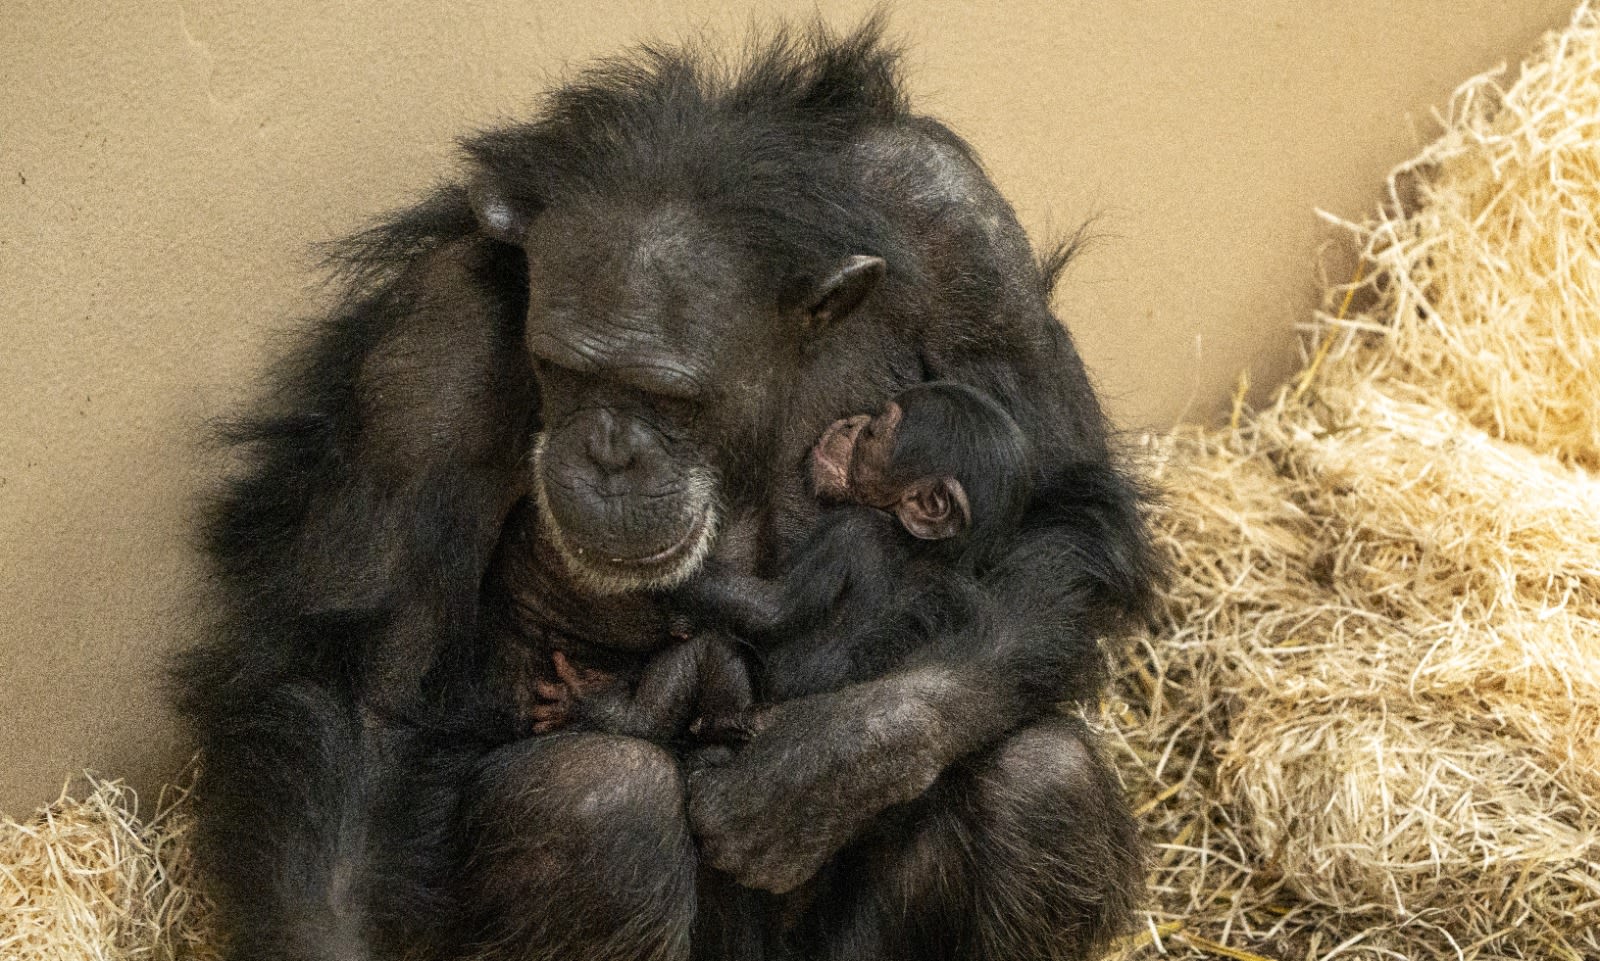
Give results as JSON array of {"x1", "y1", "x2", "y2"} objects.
[{"x1": 0, "y1": 0, "x2": 1574, "y2": 814}]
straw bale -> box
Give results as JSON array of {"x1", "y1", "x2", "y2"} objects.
[
  {"x1": 1327, "y1": 4, "x2": 1600, "y2": 471},
  {"x1": 1111, "y1": 4, "x2": 1600, "y2": 957}
]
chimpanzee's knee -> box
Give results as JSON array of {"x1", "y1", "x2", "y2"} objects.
[
  {"x1": 795, "y1": 715, "x2": 1143, "y2": 961},
  {"x1": 964, "y1": 715, "x2": 1145, "y2": 958},
  {"x1": 464, "y1": 733, "x2": 696, "y2": 961}
]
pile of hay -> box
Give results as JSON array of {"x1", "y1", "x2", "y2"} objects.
[
  {"x1": 0, "y1": 775, "x2": 213, "y2": 961},
  {"x1": 1111, "y1": 4, "x2": 1600, "y2": 959},
  {"x1": 6, "y1": 7, "x2": 1600, "y2": 960}
]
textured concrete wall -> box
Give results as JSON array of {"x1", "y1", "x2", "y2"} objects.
[{"x1": 0, "y1": 0, "x2": 1574, "y2": 813}]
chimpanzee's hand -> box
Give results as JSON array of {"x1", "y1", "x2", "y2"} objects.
[{"x1": 686, "y1": 679, "x2": 958, "y2": 893}]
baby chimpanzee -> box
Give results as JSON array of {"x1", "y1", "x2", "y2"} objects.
[{"x1": 531, "y1": 381, "x2": 1033, "y2": 743}]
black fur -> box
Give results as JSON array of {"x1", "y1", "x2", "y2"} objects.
[{"x1": 173, "y1": 17, "x2": 1159, "y2": 961}]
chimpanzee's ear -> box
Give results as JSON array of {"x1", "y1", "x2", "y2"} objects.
[
  {"x1": 805, "y1": 255, "x2": 885, "y2": 328},
  {"x1": 895, "y1": 477, "x2": 971, "y2": 541},
  {"x1": 467, "y1": 174, "x2": 535, "y2": 246}
]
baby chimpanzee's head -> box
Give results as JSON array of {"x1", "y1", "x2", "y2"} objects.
[{"x1": 810, "y1": 382, "x2": 1034, "y2": 545}]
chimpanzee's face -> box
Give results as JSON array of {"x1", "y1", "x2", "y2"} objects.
[
  {"x1": 520, "y1": 204, "x2": 776, "y2": 594},
  {"x1": 470, "y1": 173, "x2": 887, "y2": 595}
]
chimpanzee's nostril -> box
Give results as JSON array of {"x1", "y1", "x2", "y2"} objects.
[{"x1": 586, "y1": 410, "x2": 637, "y2": 475}]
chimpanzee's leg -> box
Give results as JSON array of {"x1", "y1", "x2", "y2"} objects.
[
  {"x1": 792, "y1": 715, "x2": 1143, "y2": 961},
  {"x1": 460, "y1": 733, "x2": 698, "y2": 961}
]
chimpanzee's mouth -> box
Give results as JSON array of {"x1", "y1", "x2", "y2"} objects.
[
  {"x1": 552, "y1": 504, "x2": 717, "y2": 595},
  {"x1": 530, "y1": 438, "x2": 720, "y2": 594},
  {"x1": 601, "y1": 510, "x2": 711, "y2": 569}
]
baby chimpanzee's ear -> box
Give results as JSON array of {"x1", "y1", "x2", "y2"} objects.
[{"x1": 896, "y1": 477, "x2": 971, "y2": 541}]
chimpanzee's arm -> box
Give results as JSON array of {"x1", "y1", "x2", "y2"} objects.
[
  {"x1": 173, "y1": 227, "x2": 535, "y2": 954},
  {"x1": 676, "y1": 567, "x2": 787, "y2": 636},
  {"x1": 679, "y1": 509, "x2": 898, "y2": 637},
  {"x1": 190, "y1": 232, "x2": 536, "y2": 710},
  {"x1": 689, "y1": 458, "x2": 1158, "y2": 894},
  {"x1": 760, "y1": 569, "x2": 979, "y2": 701}
]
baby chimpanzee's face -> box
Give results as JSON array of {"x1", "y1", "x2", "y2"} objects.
[
  {"x1": 809, "y1": 401, "x2": 903, "y2": 506},
  {"x1": 844, "y1": 402, "x2": 904, "y2": 506},
  {"x1": 809, "y1": 414, "x2": 867, "y2": 501},
  {"x1": 808, "y1": 397, "x2": 970, "y2": 541}
]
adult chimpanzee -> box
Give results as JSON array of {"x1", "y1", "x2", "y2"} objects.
[
  {"x1": 528, "y1": 381, "x2": 1035, "y2": 743},
  {"x1": 174, "y1": 19, "x2": 1159, "y2": 961}
]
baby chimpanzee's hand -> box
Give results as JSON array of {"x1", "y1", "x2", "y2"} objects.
[{"x1": 530, "y1": 651, "x2": 623, "y2": 734}]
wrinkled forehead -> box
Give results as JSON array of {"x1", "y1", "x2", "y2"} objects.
[{"x1": 521, "y1": 203, "x2": 757, "y2": 391}]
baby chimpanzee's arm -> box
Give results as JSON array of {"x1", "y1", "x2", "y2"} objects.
[
  {"x1": 680, "y1": 509, "x2": 900, "y2": 637},
  {"x1": 759, "y1": 568, "x2": 981, "y2": 701}
]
